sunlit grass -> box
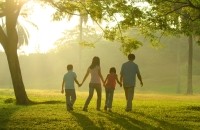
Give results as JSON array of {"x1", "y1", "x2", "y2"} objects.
[{"x1": 0, "y1": 89, "x2": 200, "y2": 129}]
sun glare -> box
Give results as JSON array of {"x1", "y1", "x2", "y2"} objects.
[{"x1": 18, "y1": 1, "x2": 80, "y2": 55}]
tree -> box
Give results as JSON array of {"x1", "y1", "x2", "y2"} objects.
[
  {"x1": 0, "y1": 0, "x2": 31, "y2": 104},
  {"x1": 0, "y1": 0, "x2": 40, "y2": 104},
  {"x1": 140, "y1": 0, "x2": 200, "y2": 94}
]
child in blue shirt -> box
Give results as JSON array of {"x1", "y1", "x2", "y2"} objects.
[{"x1": 61, "y1": 64, "x2": 80, "y2": 111}]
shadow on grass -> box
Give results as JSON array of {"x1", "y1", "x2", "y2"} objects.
[
  {"x1": 0, "y1": 105, "x2": 21, "y2": 129},
  {"x1": 30, "y1": 100, "x2": 65, "y2": 105},
  {"x1": 0, "y1": 99, "x2": 65, "y2": 129},
  {"x1": 134, "y1": 111, "x2": 190, "y2": 130},
  {"x1": 70, "y1": 112, "x2": 100, "y2": 130},
  {"x1": 99, "y1": 111, "x2": 156, "y2": 130},
  {"x1": 186, "y1": 106, "x2": 200, "y2": 111},
  {"x1": 3, "y1": 98, "x2": 65, "y2": 105}
]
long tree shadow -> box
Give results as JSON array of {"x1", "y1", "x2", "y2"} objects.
[
  {"x1": 186, "y1": 106, "x2": 200, "y2": 111},
  {"x1": 4, "y1": 98, "x2": 65, "y2": 105},
  {"x1": 0, "y1": 99, "x2": 65, "y2": 129},
  {"x1": 0, "y1": 105, "x2": 21, "y2": 129},
  {"x1": 70, "y1": 112, "x2": 100, "y2": 130},
  {"x1": 134, "y1": 111, "x2": 190, "y2": 130},
  {"x1": 30, "y1": 100, "x2": 65, "y2": 105},
  {"x1": 99, "y1": 111, "x2": 157, "y2": 130}
]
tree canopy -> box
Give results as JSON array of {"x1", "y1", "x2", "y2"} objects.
[
  {"x1": 141, "y1": 0, "x2": 200, "y2": 44},
  {"x1": 42, "y1": 0, "x2": 146, "y2": 55}
]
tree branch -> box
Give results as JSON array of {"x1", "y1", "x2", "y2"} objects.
[
  {"x1": 165, "y1": 0, "x2": 200, "y2": 10},
  {"x1": 46, "y1": 0, "x2": 86, "y2": 16},
  {"x1": 164, "y1": 4, "x2": 189, "y2": 16},
  {"x1": 104, "y1": 2, "x2": 123, "y2": 38},
  {"x1": 79, "y1": 1, "x2": 106, "y2": 34},
  {"x1": 187, "y1": 0, "x2": 200, "y2": 10}
]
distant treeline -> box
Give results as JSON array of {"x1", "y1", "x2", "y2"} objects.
[{"x1": 0, "y1": 37, "x2": 200, "y2": 93}]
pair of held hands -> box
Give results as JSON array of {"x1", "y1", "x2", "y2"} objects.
[
  {"x1": 103, "y1": 82, "x2": 122, "y2": 88},
  {"x1": 103, "y1": 80, "x2": 143, "y2": 88},
  {"x1": 61, "y1": 82, "x2": 82, "y2": 94},
  {"x1": 61, "y1": 81, "x2": 143, "y2": 93}
]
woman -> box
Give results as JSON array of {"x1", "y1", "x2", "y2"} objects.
[{"x1": 81, "y1": 56, "x2": 104, "y2": 111}]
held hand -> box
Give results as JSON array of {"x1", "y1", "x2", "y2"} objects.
[
  {"x1": 140, "y1": 82, "x2": 143, "y2": 87},
  {"x1": 78, "y1": 83, "x2": 82, "y2": 87},
  {"x1": 118, "y1": 82, "x2": 122, "y2": 87}
]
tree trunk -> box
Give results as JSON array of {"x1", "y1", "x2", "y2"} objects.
[
  {"x1": 5, "y1": 49, "x2": 30, "y2": 105},
  {"x1": 78, "y1": 15, "x2": 83, "y2": 74},
  {"x1": 187, "y1": 35, "x2": 193, "y2": 94},
  {"x1": 176, "y1": 42, "x2": 181, "y2": 93},
  {"x1": 3, "y1": 0, "x2": 30, "y2": 104}
]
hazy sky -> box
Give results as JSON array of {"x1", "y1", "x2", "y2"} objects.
[{"x1": 1, "y1": 1, "x2": 150, "y2": 55}]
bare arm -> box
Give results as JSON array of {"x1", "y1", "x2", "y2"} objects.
[
  {"x1": 120, "y1": 73, "x2": 123, "y2": 85},
  {"x1": 116, "y1": 75, "x2": 122, "y2": 87},
  {"x1": 137, "y1": 73, "x2": 143, "y2": 87},
  {"x1": 74, "y1": 78, "x2": 81, "y2": 87},
  {"x1": 104, "y1": 75, "x2": 108, "y2": 84},
  {"x1": 120, "y1": 65, "x2": 123, "y2": 85},
  {"x1": 61, "y1": 80, "x2": 65, "y2": 93},
  {"x1": 98, "y1": 68, "x2": 104, "y2": 83},
  {"x1": 104, "y1": 75, "x2": 108, "y2": 87},
  {"x1": 81, "y1": 68, "x2": 90, "y2": 85}
]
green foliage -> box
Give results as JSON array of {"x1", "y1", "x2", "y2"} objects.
[
  {"x1": 143, "y1": 0, "x2": 200, "y2": 40},
  {"x1": 52, "y1": 1, "x2": 81, "y2": 21},
  {"x1": 44, "y1": 0, "x2": 145, "y2": 54},
  {"x1": 120, "y1": 36, "x2": 143, "y2": 55},
  {"x1": 104, "y1": 27, "x2": 117, "y2": 41},
  {"x1": 79, "y1": 40, "x2": 95, "y2": 48}
]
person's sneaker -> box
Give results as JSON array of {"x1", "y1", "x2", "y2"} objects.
[{"x1": 83, "y1": 107, "x2": 88, "y2": 112}]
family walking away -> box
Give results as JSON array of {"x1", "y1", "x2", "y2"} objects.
[{"x1": 61, "y1": 54, "x2": 143, "y2": 112}]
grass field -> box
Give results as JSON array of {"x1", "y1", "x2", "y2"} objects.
[{"x1": 0, "y1": 89, "x2": 200, "y2": 130}]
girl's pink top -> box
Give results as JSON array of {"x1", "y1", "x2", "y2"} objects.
[{"x1": 89, "y1": 66, "x2": 101, "y2": 84}]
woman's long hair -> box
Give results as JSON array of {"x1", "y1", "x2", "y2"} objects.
[{"x1": 89, "y1": 56, "x2": 100, "y2": 69}]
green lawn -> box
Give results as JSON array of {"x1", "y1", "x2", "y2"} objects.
[{"x1": 0, "y1": 89, "x2": 200, "y2": 130}]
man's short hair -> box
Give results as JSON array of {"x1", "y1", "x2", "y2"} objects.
[
  {"x1": 128, "y1": 54, "x2": 135, "y2": 61},
  {"x1": 67, "y1": 64, "x2": 73, "y2": 71}
]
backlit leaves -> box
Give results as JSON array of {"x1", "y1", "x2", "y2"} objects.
[{"x1": 43, "y1": 0, "x2": 145, "y2": 54}]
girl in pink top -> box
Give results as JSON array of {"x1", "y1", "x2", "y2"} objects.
[
  {"x1": 81, "y1": 56, "x2": 104, "y2": 111},
  {"x1": 104, "y1": 67, "x2": 121, "y2": 112}
]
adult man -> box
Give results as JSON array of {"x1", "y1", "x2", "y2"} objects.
[{"x1": 120, "y1": 54, "x2": 143, "y2": 112}]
